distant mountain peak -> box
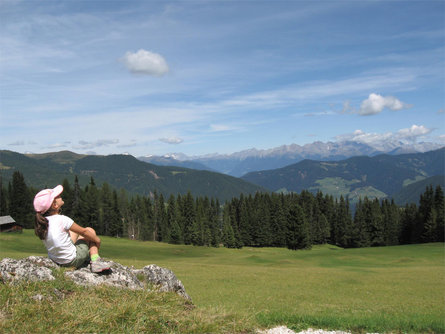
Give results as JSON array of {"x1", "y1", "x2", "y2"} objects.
[{"x1": 140, "y1": 140, "x2": 444, "y2": 177}]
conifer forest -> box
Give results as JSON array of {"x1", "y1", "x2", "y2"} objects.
[{"x1": 2, "y1": 171, "x2": 444, "y2": 250}]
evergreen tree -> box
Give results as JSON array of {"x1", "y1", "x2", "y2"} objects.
[
  {"x1": 118, "y1": 189, "x2": 130, "y2": 238},
  {"x1": 286, "y1": 200, "x2": 311, "y2": 250},
  {"x1": 269, "y1": 194, "x2": 287, "y2": 247},
  {"x1": 167, "y1": 194, "x2": 182, "y2": 244},
  {"x1": 399, "y1": 203, "x2": 418, "y2": 244},
  {"x1": 9, "y1": 171, "x2": 33, "y2": 228},
  {"x1": 109, "y1": 190, "x2": 122, "y2": 237},
  {"x1": 84, "y1": 177, "x2": 100, "y2": 233},
  {"x1": 209, "y1": 198, "x2": 221, "y2": 247},
  {"x1": 100, "y1": 182, "x2": 113, "y2": 236},
  {"x1": 182, "y1": 192, "x2": 196, "y2": 245},
  {"x1": 0, "y1": 177, "x2": 8, "y2": 216},
  {"x1": 141, "y1": 196, "x2": 154, "y2": 241},
  {"x1": 418, "y1": 185, "x2": 435, "y2": 242},
  {"x1": 222, "y1": 205, "x2": 236, "y2": 248},
  {"x1": 351, "y1": 199, "x2": 371, "y2": 248},
  {"x1": 434, "y1": 185, "x2": 444, "y2": 242},
  {"x1": 381, "y1": 199, "x2": 400, "y2": 246},
  {"x1": 71, "y1": 176, "x2": 84, "y2": 224},
  {"x1": 61, "y1": 179, "x2": 73, "y2": 218},
  {"x1": 364, "y1": 198, "x2": 385, "y2": 246}
]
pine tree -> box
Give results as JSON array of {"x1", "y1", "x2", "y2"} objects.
[
  {"x1": 167, "y1": 194, "x2": 182, "y2": 244},
  {"x1": 71, "y1": 176, "x2": 84, "y2": 224},
  {"x1": 269, "y1": 194, "x2": 287, "y2": 247},
  {"x1": 209, "y1": 198, "x2": 221, "y2": 247},
  {"x1": 84, "y1": 177, "x2": 100, "y2": 233},
  {"x1": 0, "y1": 177, "x2": 8, "y2": 216},
  {"x1": 286, "y1": 200, "x2": 311, "y2": 250},
  {"x1": 399, "y1": 203, "x2": 418, "y2": 244},
  {"x1": 434, "y1": 185, "x2": 444, "y2": 242},
  {"x1": 381, "y1": 199, "x2": 400, "y2": 246},
  {"x1": 141, "y1": 196, "x2": 154, "y2": 241},
  {"x1": 9, "y1": 171, "x2": 33, "y2": 228},
  {"x1": 351, "y1": 199, "x2": 371, "y2": 248},
  {"x1": 182, "y1": 192, "x2": 195, "y2": 245},
  {"x1": 61, "y1": 179, "x2": 73, "y2": 218},
  {"x1": 100, "y1": 182, "x2": 113, "y2": 236},
  {"x1": 108, "y1": 190, "x2": 122, "y2": 237},
  {"x1": 418, "y1": 185, "x2": 435, "y2": 243},
  {"x1": 222, "y1": 205, "x2": 236, "y2": 248}
]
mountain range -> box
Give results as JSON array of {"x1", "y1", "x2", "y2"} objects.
[
  {"x1": 1, "y1": 144, "x2": 444, "y2": 206},
  {"x1": 139, "y1": 140, "x2": 444, "y2": 177}
]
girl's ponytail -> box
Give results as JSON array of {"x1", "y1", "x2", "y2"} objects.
[{"x1": 34, "y1": 213, "x2": 49, "y2": 240}]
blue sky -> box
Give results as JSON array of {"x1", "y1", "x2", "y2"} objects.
[{"x1": 1, "y1": 0, "x2": 444, "y2": 157}]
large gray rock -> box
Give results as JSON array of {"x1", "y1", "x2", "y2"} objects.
[
  {"x1": 133, "y1": 264, "x2": 192, "y2": 301},
  {"x1": 0, "y1": 256, "x2": 191, "y2": 301},
  {"x1": 0, "y1": 256, "x2": 57, "y2": 283},
  {"x1": 65, "y1": 261, "x2": 144, "y2": 290}
]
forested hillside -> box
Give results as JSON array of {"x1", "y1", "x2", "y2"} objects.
[
  {"x1": 0, "y1": 150, "x2": 265, "y2": 202},
  {"x1": 2, "y1": 171, "x2": 443, "y2": 250},
  {"x1": 241, "y1": 148, "x2": 445, "y2": 203}
]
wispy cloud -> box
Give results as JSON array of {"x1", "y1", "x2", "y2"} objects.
[
  {"x1": 8, "y1": 140, "x2": 25, "y2": 146},
  {"x1": 159, "y1": 137, "x2": 183, "y2": 144},
  {"x1": 74, "y1": 139, "x2": 120, "y2": 150}
]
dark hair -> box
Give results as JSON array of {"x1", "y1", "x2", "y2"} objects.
[{"x1": 34, "y1": 212, "x2": 49, "y2": 240}]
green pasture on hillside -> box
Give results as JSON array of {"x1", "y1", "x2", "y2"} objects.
[{"x1": 1, "y1": 230, "x2": 444, "y2": 333}]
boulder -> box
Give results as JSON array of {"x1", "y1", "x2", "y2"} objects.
[
  {"x1": 133, "y1": 264, "x2": 192, "y2": 301},
  {"x1": 0, "y1": 256, "x2": 191, "y2": 301},
  {"x1": 0, "y1": 256, "x2": 57, "y2": 283},
  {"x1": 65, "y1": 261, "x2": 144, "y2": 290}
]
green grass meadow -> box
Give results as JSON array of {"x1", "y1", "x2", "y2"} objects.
[{"x1": 1, "y1": 230, "x2": 444, "y2": 333}]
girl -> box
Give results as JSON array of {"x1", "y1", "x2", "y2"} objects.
[{"x1": 33, "y1": 185, "x2": 110, "y2": 273}]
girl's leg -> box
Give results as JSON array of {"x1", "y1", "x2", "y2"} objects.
[{"x1": 82, "y1": 227, "x2": 100, "y2": 257}]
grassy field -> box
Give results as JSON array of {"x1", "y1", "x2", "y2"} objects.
[{"x1": 1, "y1": 230, "x2": 444, "y2": 333}]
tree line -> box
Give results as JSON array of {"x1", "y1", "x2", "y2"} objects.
[{"x1": 1, "y1": 171, "x2": 443, "y2": 249}]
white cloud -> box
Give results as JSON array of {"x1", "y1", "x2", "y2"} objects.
[
  {"x1": 397, "y1": 124, "x2": 432, "y2": 141},
  {"x1": 122, "y1": 49, "x2": 169, "y2": 76},
  {"x1": 159, "y1": 137, "x2": 183, "y2": 144},
  {"x1": 336, "y1": 124, "x2": 434, "y2": 146},
  {"x1": 358, "y1": 93, "x2": 410, "y2": 116}
]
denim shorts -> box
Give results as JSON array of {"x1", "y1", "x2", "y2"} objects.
[{"x1": 61, "y1": 239, "x2": 90, "y2": 268}]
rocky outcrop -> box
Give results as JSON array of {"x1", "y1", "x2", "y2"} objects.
[
  {"x1": 134, "y1": 264, "x2": 191, "y2": 300},
  {"x1": 0, "y1": 256, "x2": 191, "y2": 301},
  {"x1": 0, "y1": 256, "x2": 57, "y2": 282},
  {"x1": 64, "y1": 261, "x2": 144, "y2": 290}
]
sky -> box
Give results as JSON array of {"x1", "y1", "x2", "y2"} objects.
[{"x1": 1, "y1": 0, "x2": 444, "y2": 157}]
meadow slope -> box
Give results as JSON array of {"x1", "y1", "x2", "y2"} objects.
[{"x1": 1, "y1": 230, "x2": 444, "y2": 333}]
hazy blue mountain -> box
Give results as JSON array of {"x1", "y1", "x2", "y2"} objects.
[
  {"x1": 140, "y1": 140, "x2": 444, "y2": 177},
  {"x1": 138, "y1": 155, "x2": 214, "y2": 172}
]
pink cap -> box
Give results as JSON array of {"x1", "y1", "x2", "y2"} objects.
[{"x1": 33, "y1": 185, "x2": 63, "y2": 213}]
